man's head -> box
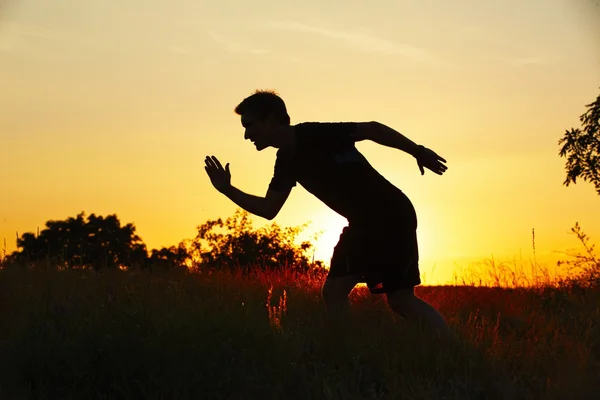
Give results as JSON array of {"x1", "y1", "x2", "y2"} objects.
[{"x1": 234, "y1": 90, "x2": 291, "y2": 151}]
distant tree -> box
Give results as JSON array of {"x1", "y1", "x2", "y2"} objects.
[
  {"x1": 147, "y1": 242, "x2": 191, "y2": 271},
  {"x1": 558, "y1": 87, "x2": 600, "y2": 194},
  {"x1": 5, "y1": 210, "x2": 326, "y2": 274},
  {"x1": 0, "y1": 239, "x2": 7, "y2": 268},
  {"x1": 193, "y1": 208, "x2": 323, "y2": 272},
  {"x1": 10, "y1": 212, "x2": 148, "y2": 270}
]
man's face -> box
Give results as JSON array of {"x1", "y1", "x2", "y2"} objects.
[{"x1": 242, "y1": 113, "x2": 275, "y2": 151}]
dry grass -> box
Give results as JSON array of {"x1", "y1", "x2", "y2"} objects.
[{"x1": 0, "y1": 258, "x2": 599, "y2": 400}]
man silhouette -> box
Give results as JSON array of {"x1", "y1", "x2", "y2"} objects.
[{"x1": 205, "y1": 89, "x2": 450, "y2": 334}]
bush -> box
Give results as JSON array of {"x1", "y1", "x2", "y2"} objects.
[{"x1": 191, "y1": 209, "x2": 324, "y2": 273}]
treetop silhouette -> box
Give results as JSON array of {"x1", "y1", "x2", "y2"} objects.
[{"x1": 559, "y1": 87, "x2": 600, "y2": 194}]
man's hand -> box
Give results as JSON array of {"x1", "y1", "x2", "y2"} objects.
[
  {"x1": 205, "y1": 155, "x2": 231, "y2": 193},
  {"x1": 415, "y1": 146, "x2": 448, "y2": 176}
]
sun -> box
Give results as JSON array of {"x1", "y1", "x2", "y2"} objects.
[
  {"x1": 297, "y1": 204, "x2": 448, "y2": 283},
  {"x1": 305, "y1": 211, "x2": 439, "y2": 266},
  {"x1": 303, "y1": 213, "x2": 348, "y2": 267}
]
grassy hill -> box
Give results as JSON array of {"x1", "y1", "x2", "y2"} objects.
[{"x1": 0, "y1": 264, "x2": 598, "y2": 399}]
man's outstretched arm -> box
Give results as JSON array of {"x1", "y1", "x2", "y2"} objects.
[
  {"x1": 219, "y1": 185, "x2": 269, "y2": 218},
  {"x1": 220, "y1": 186, "x2": 290, "y2": 220},
  {"x1": 354, "y1": 121, "x2": 420, "y2": 155},
  {"x1": 204, "y1": 156, "x2": 291, "y2": 219},
  {"x1": 354, "y1": 121, "x2": 448, "y2": 175}
]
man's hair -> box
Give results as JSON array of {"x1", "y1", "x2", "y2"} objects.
[{"x1": 234, "y1": 89, "x2": 291, "y2": 125}]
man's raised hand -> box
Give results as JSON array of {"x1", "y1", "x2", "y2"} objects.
[
  {"x1": 415, "y1": 146, "x2": 448, "y2": 176},
  {"x1": 205, "y1": 155, "x2": 231, "y2": 193}
]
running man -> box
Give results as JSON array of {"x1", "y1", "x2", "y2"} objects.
[{"x1": 204, "y1": 90, "x2": 450, "y2": 334}]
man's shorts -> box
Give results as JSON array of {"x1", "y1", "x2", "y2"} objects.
[{"x1": 327, "y1": 221, "x2": 421, "y2": 294}]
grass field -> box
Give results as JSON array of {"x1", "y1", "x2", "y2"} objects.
[{"x1": 0, "y1": 261, "x2": 599, "y2": 400}]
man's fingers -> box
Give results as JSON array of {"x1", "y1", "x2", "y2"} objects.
[
  {"x1": 420, "y1": 159, "x2": 448, "y2": 175},
  {"x1": 212, "y1": 156, "x2": 223, "y2": 170},
  {"x1": 205, "y1": 156, "x2": 232, "y2": 182},
  {"x1": 205, "y1": 156, "x2": 215, "y2": 169},
  {"x1": 205, "y1": 156, "x2": 220, "y2": 170},
  {"x1": 433, "y1": 152, "x2": 446, "y2": 164},
  {"x1": 206, "y1": 156, "x2": 229, "y2": 174},
  {"x1": 423, "y1": 148, "x2": 447, "y2": 164}
]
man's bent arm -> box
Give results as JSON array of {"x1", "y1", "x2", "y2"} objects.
[
  {"x1": 220, "y1": 185, "x2": 270, "y2": 219},
  {"x1": 356, "y1": 121, "x2": 422, "y2": 157}
]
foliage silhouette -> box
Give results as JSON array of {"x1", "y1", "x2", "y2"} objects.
[
  {"x1": 557, "y1": 222, "x2": 600, "y2": 288},
  {"x1": 147, "y1": 242, "x2": 192, "y2": 271},
  {"x1": 192, "y1": 208, "x2": 323, "y2": 272},
  {"x1": 5, "y1": 209, "x2": 324, "y2": 274},
  {"x1": 558, "y1": 87, "x2": 600, "y2": 194},
  {"x1": 9, "y1": 212, "x2": 148, "y2": 270}
]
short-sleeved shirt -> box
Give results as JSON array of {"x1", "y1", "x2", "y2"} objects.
[{"x1": 268, "y1": 122, "x2": 417, "y2": 227}]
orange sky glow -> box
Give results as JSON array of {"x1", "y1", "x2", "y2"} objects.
[{"x1": 1, "y1": 0, "x2": 599, "y2": 285}]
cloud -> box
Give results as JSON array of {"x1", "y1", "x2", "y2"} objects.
[
  {"x1": 497, "y1": 55, "x2": 547, "y2": 66},
  {"x1": 0, "y1": 22, "x2": 74, "y2": 44},
  {"x1": 205, "y1": 30, "x2": 270, "y2": 55},
  {"x1": 0, "y1": 22, "x2": 40, "y2": 51},
  {"x1": 0, "y1": 21, "x2": 91, "y2": 53},
  {"x1": 269, "y1": 20, "x2": 430, "y2": 61},
  {"x1": 512, "y1": 56, "x2": 546, "y2": 65},
  {"x1": 168, "y1": 45, "x2": 193, "y2": 54}
]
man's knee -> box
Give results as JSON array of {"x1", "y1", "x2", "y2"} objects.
[
  {"x1": 387, "y1": 300, "x2": 409, "y2": 319},
  {"x1": 385, "y1": 287, "x2": 416, "y2": 318},
  {"x1": 321, "y1": 276, "x2": 359, "y2": 308},
  {"x1": 321, "y1": 279, "x2": 345, "y2": 304}
]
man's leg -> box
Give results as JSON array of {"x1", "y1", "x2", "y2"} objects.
[
  {"x1": 321, "y1": 274, "x2": 361, "y2": 320},
  {"x1": 385, "y1": 287, "x2": 451, "y2": 336},
  {"x1": 323, "y1": 224, "x2": 360, "y2": 323}
]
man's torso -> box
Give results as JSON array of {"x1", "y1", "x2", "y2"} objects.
[{"x1": 269, "y1": 122, "x2": 416, "y2": 226}]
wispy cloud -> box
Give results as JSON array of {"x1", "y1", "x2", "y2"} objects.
[
  {"x1": 269, "y1": 20, "x2": 430, "y2": 61},
  {"x1": 205, "y1": 30, "x2": 270, "y2": 55},
  {"x1": 2, "y1": 22, "x2": 62, "y2": 41},
  {"x1": 512, "y1": 56, "x2": 547, "y2": 65},
  {"x1": 497, "y1": 55, "x2": 547, "y2": 66},
  {"x1": 0, "y1": 22, "x2": 50, "y2": 51},
  {"x1": 0, "y1": 21, "x2": 92, "y2": 53},
  {"x1": 168, "y1": 45, "x2": 193, "y2": 55}
]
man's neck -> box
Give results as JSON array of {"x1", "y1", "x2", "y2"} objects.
[{"x1": 276, "y1": 125, "x2": 297, "y2": 154}]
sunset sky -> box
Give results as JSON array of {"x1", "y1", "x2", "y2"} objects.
[{"x1": 1, "y1": 0, "x2": 599, "y2": 285}]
